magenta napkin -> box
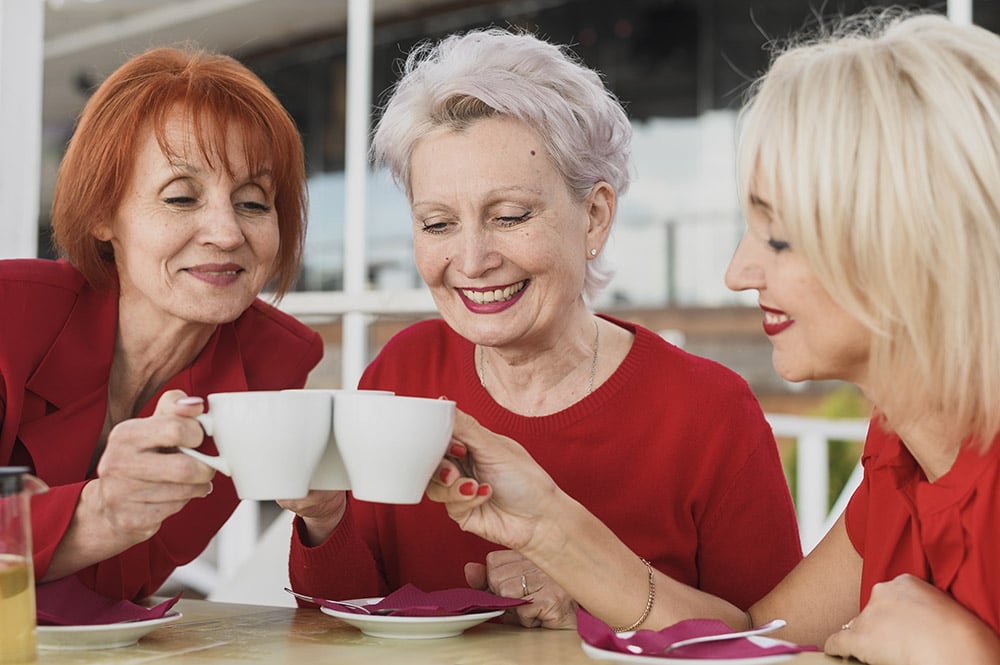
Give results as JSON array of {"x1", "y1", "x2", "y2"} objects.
[
  {"x1": 36, "y1": 576, "x2": 181, "y2": 626},
  {"x1": 577, "y1": 610, "x2": 818, "y2": 660},
  {"x1": 302, "y1": 583, "x2": 530, "y2": 617}
]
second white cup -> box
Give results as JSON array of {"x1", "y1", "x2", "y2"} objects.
[{"x1": 333, "y1": 393, "x2": 456, "y2": 504}]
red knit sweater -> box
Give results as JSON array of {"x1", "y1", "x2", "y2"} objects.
[{"x1": 290, "y1": 316, "x2": 801, "y2": 610}]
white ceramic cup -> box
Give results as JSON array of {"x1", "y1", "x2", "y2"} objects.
[
  {"x1": 284, "y1": 389, "x2": 394, "y2": 490},
  {"x1": 180, "y1": 390, "x2": 331, "y2": 500},
  {"x1": 333, "y1": 393, "x2": 456, "y2": 504}
]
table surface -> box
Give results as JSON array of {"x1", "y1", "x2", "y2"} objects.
[{"x1": 34, "y1": 598, "x2": 847, "y2": 664}]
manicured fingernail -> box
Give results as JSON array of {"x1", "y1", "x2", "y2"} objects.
[
  {"x1": 459, "y1": 481, "x2": 476, "y2": 496},
  {"x1": 448, "y1": 444, "x2": 467, "y2": 458},
  {"x1": 438, "y1": 467, "x2": 452, "y2": 483},
  {"x1": 178, "y1": 396, "x2": 204, "y2": 406},
  {"x1": 476, "y1": 484, "x2": 490, "y2": 497}
]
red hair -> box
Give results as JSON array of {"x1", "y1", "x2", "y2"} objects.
[{"x1": 51, "y1": 46, "x2": 306, "y2": 297}]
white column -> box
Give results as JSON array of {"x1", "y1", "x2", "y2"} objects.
[
  {"x1": 948, "y1": 0, "x2": 973, "y2": 25},
  {"x1": 341, "y1": 0, "x2": 373, "y2": 389},
  {"x1": 0, "y1": 0, "x2": 44, "y2": 259}
]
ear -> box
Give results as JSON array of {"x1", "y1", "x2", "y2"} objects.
[
  {"x1": 585, "y1": 181, "x2": 615, "y2": 255},
  {"x1": 92, "y1": 221, "x2": 114, "y2": 242}
]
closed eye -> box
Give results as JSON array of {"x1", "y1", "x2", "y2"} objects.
[
  {"x1": 768, "y1": 238, "x2": 790, "y2": 252},
  {"x1": 496, "y1": 211, "x2": 531, "y2": 227}
]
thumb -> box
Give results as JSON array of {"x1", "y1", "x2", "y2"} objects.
[{"x1": 464, "y1": 562, "x2": 488, "y2": 590}]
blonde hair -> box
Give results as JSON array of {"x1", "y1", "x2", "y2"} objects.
[{"x1": 738, "y1": 10, "x2": 1000, "y2": 448}]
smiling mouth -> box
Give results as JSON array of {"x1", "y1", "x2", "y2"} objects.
[
  {"x1": 460, "y1": 280, "x2": 527, "y2": 304},
  {"x1": 764, "y1": 310, "x2": 789, "y2": 326}
]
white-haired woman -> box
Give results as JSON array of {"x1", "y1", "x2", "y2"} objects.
[
  {"x1": 282, "y1": 28, "x2": 802, "y2": 629},
  {"x1": 425, "y1": 11, "x2": 1000, "y2": 662}
]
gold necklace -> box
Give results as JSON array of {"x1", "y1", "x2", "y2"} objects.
[{"x1": 477, "y1": 318, "x2": 600, "y2": 395}]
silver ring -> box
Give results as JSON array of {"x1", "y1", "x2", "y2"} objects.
[
  {"x1": 842, "y1": 620, "x2": 853, "y2": 631},
  {"x1": 520, "y1": 574, "x2": 529, "y2": 597}
]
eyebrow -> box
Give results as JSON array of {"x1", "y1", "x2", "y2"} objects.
[{"x1": 412, "y1": 185, "x2": 543, "y2": 209}]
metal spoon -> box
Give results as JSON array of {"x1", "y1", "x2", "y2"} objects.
[{"x1": 626, "y1": 618, "x2": 787, "y2": 655}]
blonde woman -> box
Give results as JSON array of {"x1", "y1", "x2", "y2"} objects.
[{"x1": 428, "y1": 11, "x2": 1000, "y2": 663}]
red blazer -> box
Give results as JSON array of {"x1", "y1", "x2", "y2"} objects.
[{"x1": 0, "y1": 258, "x2": 323, "y2": 600}]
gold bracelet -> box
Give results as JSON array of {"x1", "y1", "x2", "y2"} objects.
[{"x1": 611, "y1": 558, "x2": 655, "y2": 633}]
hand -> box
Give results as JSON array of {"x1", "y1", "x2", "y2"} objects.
[
  {"x1": 90, "y1": 390, "x2": 214, "y2": 544},
  {"x1": 825, "y1": 574, "x2": 1000, "y2": 664},
  {"x1": 465, "y1": 550, "x2": 578, "y2": 629},
  {"x1": 277, "y1": 490, "x2": 348, "y2": 545},
  {"x1": 425, "y1": 409, "x2": 567, "y2": 552}
]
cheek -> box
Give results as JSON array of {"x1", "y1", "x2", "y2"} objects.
[{"x1": 412, "y1": 238, "x2": 447, "y2": 285}]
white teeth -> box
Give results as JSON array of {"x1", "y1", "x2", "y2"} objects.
[
  {"x1": 462, "y1": 280, "x2": 526, "y2": 305},
  {"x1": 764, "y1": 311, "x2": 789, "y2": 324}
]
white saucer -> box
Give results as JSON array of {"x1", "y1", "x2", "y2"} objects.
[
  {"x1": 580, "y1": 640, "x2": 796, "y2": 664},
  {"x1": 37, "y1": 611, "x2": 182, "y2": 650},
  {"x1": 320, "y1": 597, "x2": 504, "y2": 639}
]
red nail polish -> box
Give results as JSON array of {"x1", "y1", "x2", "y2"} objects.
[
  {"x1": 448, "y1": 444, "x2": 467, "y2": 458},
  {"x1": 438, "y1": 467, "x2": 451, "y2": 483},
  {"x1": 459, "y1": 481, "x2": 475, "y2": 496},
  {"x1": 476, "y1": 484, "x2": 490, "y2": 497}
]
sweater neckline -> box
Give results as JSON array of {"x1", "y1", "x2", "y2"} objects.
[{"x1": 459, "y1": 314, "x2": 650, "y2": 433}]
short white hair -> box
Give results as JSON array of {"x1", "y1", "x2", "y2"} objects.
[{"x1": 372, "y1": 28, "x2": 633, "y2": 301}]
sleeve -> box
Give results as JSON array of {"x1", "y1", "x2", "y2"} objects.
[
  {"x1": 692, "y1": 387, "x2": 803, "y2": 609},
  {"x1": 29, "y1": 482, "x2": 88, "y2": 581},
  {"x1": 287, "y1": 501, "x2": 389, "y2": 600}
]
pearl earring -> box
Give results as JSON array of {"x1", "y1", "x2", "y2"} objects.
[{"x1": 590, "y1": 248, "x2": 598, "y2": 256}]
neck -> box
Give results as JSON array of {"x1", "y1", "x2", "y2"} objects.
[
  {"x1": 110, "y1": 300, "x2": 216, "y2": 423},
  {"x1": 478, "y1": 315, "x2": 601, "y2": 416},
  {"x1": 884, "y1": 411, "x2": 963, "y2": 482}
]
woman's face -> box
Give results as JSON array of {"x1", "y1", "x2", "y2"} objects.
[
  {"x1": 98, "y1": 112, "x2": 279, "y2": 329},
  {"x1": 724, "y1": 178, "x2": 871, "y2": 385},
  {"x1": 408, "y1": 116, "x2": 611, "y2": 350}
]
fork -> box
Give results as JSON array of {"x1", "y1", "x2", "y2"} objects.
[{"x1": 283, "y1": 588, "x2": 394, "y2": 615}]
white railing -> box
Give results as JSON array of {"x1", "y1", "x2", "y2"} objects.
[
  {"x1": 169, "y1": 412, "x2": 869, "y2": 599},
  {"x1": 766, "y1": 414, "x2": 869, "y2": 553}
]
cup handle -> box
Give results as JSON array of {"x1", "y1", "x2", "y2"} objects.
[{"x1": 178, "y1": 414, "x2": 232, "y2": 476}]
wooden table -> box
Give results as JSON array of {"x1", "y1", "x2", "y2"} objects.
[{"x1": 35, "y1": 598, "x2": 846, "y2": 664}]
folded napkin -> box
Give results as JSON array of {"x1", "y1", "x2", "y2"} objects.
[
  {"x1": 300, "y1": 583, "x2": 529, "y2": 617},
  {"x1": 36, "y1": 576, "x2": 181, "y2": 626},
  {"x1": 577, "y1": 610, "x2": 818, "y2": 660}
]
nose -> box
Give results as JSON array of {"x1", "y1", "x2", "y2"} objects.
[
  {"x1": 724, "y1": 232, "x2": 764, "y2": 293},
  {"x1": 198, "y1": 198, "x2": 246, "y2": 251},
  {"x1": 452, "y1": 226, "x2": 502, "y2": 278}
]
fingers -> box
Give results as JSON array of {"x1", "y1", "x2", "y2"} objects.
[
  {"x1": 426, "y1": 458, "x2": 491, "y2": 503},
  {"x1": 465, "y1": 562, "x2": 488, "y2": 590}
]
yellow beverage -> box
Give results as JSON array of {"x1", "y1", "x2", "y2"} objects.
[{"x1": 0, "y1": 554, "x2": 36, "y2": 663}]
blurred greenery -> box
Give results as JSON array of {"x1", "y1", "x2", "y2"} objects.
[{"x1": 780, "y1": 384, "x2": 871, "y2": 511}]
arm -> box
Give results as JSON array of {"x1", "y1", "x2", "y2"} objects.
[
  {"x1": 43, "y1": 391, "x2": 214, "y2": 582},
  {"x1": 749, "y1": 514, "x2": 861, "y2": 646},
  {"x1": 428, "y1": 410, "x2": 751, "y2": 631},
  {"x1": 287, "y1": 500, "x2": 390, "y2": 600}
]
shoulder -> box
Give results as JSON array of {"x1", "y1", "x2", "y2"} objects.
[
  {"x1": 360, "y1": 318, "x2": 463, "y2": 389},
  {"x1": 0, "y1": 258, "x2": 87, "y2": 295},
  {"x1": 0, "y1": 259, "x2": 94, "y2": 341},
  {"x1": 372, "y1": 318, "x2": 458, "y2": 362},
  {"x1": 614, "y1": 315, "x2": 758, "y2": 400},
  {"x1": 233, "y1": 298, "x2": 324, "y2": 382}
]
